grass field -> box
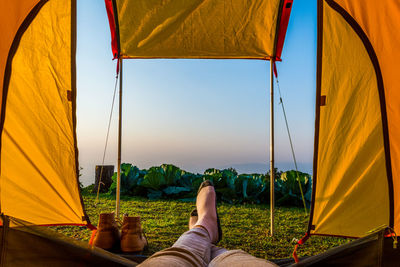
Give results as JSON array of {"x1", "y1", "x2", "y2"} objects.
[{"x1": 54, "y1": 193, "x2": 351, "y2": 260}]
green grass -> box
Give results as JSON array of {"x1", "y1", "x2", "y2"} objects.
[{"x1": 54, "y1": 193, "x2": 351, "y2": 260}]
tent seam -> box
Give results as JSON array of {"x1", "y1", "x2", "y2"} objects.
[
  {"x1": 272, "y1": 0, "x2": 285, "y2": 60},
  {"x1": 111, "y1": 0, "x2": 121, "y2": 57},
  {"x1": 70, "y1": 0, "x2": 91, "y2": 225},
  {"x1": 307, "y1": 0, "x2": 324, "y2": 236}
]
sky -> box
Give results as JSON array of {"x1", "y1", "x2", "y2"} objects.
[{"x1": 76, "y1": 1, "x2": 317, "y2": 186}]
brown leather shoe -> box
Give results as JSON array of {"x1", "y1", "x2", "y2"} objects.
[
  {"x1": 120, "y1": 216, "x2": 148, "y2": 253},
  {"x1": 93, "y1": 213, "x2": 120, "y2": 250}
]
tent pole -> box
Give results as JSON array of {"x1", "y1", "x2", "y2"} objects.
[
  {"x1": 116, "y1": 58, "x2": 123, "y2": 219},
  {"x1": 270, "y1": 59, "x2": 275, "y2": 237}
]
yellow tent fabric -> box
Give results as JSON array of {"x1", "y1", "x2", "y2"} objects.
[
  {"x1": 0, "y1": 0, "x2": 88, "y2": 226},
  {"x1": 334, "y1": 0, "x2": 400, "y2": 238},
  {"x1": 0, "y1": 0, "x2": 41, "y2": 114},
  {"x1": 311, "y1": 0, "x2": 400, "y2": 237},
  {"x1": 113, "y1": 0, "x2": 282, "y2": 59}
]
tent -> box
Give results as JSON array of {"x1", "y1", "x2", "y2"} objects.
[
  {"x1": 0, "y1": 0, "x2": 291, "y2": 265},
  {"x1": 0, "y1": 0, "x2": 399, "y2": 266}
]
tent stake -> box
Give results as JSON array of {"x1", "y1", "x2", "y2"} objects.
[
  {"x1": 270, "y1": 59, "x2": 275, "y2": 237},
  {"x1": 116, "y1": 58, "x2": 123, "y2": 219}
]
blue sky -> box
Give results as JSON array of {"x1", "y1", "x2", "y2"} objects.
[{"x1": 76, "y1": 1, "x2": 317, "y2": 185}]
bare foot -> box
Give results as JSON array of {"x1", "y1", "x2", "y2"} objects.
[{"x1": 194, "y1": 184, "x2": 219, "y2": 243}]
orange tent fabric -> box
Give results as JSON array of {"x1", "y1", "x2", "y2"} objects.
[
  {"x1": 310, "y1": 0, "x2": 400, "y2": 237},
  {"x1": 106, "y1": 0, "x2": 292, "y2": 60},
  {"x1": 0, "y1": 0, "x2": 41, "y2": 113},
  {"x1": 0, "y1": 0, "x2": 89, "y2": 226}
]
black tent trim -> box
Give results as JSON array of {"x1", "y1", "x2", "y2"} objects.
[{"x1": 307, "y1": 0, "x2": 323, "y2": 236}]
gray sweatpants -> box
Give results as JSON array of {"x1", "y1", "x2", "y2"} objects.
[{"x1": 139, "y1": 227, "x2": 277, "y2": 267}]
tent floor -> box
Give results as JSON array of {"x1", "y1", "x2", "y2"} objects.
[
  {"x1": 2, "y1": 216, "x2": 399, "y2": 266},
  {"x1": 118, "y1": 253, "x2": 148, "y2": 264}
]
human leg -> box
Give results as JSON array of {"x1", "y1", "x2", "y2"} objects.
[
  {"x1": 193, "y1": 181, "x2": 220, "y2": 243},
  {"x1": 210, "y1": 245, "x2": 228, "y2": 259},
  {"x1": 139, "y1": 181, "x2": 219, "y2": 267},
  {"x1": 209, "y1": 248, "x2": 278, "y2": 267},
  {"x1": 138, "y1": 227, "x2": 211, "y2": 267}
]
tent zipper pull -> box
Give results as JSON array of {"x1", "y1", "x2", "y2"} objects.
[{"x1": 387, "y1": 227, "x2": 398, "y2": 249}]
